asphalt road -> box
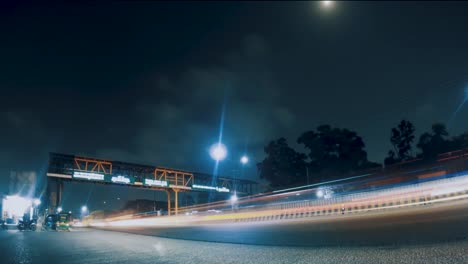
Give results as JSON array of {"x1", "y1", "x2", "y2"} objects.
[
  {"x1": 2, "y1": 199, "x2": 467, "y2": 263},
  {"x1": 100, "y1": 199, "x2": 468, "y2": 247},
  {"x1": 1, "y1": 228, "x2": 468, "y2": 264}
]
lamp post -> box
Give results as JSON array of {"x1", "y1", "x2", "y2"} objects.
[
  {"x1": 234, "y1": 154, "x2": 250, "y2": 193},
  {"x1": 33, "y1": 199, "x2": 41, "y2": 221},
  {"x1": 81, "y1": 205, "x2": 88, "y2": 219},
  {"x1": 208, "y1": 143, "x2": 251, "y2": 205},
  {"x1": 33, "y1": 199, "x2": 41, "y2": 207},
  {"x1": 208, "y1": 142, "x2": 228, "y2": 203},
  {"x1": 230, "y1": 193, "x2": 238, "y2": 212}
]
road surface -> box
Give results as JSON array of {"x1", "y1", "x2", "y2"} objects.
[
  {"x1": 1, "y1": 228, "x2": 467, "y2": 264},
  {"x1": 2, "y1": 199, "x2": 467, "y2": 263},
  {"x1": 98, "y1": 199, "x2": 468, "y2": 247}
]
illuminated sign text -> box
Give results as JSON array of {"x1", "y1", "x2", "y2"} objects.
[
  {"x1": 73, "y1": 172, "x2": 105, "y2": 181},
  {"x1": 111, "y1": 175, "x2": 131, "y2": 184},
  {"x1": 192, "y1": 184, "x2": 230, "y2": 192},
  {"x1": 144, "y1": 179, "x2": 168, "y2": 187},
  {"x1": 169, "y1": 184, "x2": 192, "y2": 190}
]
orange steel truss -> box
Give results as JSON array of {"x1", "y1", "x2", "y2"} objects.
[
  {"x1": 154, "y1": 168, "x2": 194, "y2": 188},
  {"x1": 74, "y1": 157, "x2": 113, "y2": 174},
  {"x1": 48, "y1": 152, "x2": 258, "y2": 216}
]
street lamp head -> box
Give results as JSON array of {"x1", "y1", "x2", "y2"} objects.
[
  {"x1": 240, "y1": 155, "x2": 249, "y2": 165},
  {"x1": 316, "y1": 189, "x2": 324, "y2": 198},
  {"x1": 209, "y1": 143, "x2": 227, "y2": 161},
  {"x1": 230, "y1": 194, "x2": 238, "y2": 203},
  {"x1": 321, "y1": 1, "x2": 334, "y2": 8},
  {"x1": 81, "y1": 205, "x2": 88, "y2": 212},
  {"x1": 33, "y1": 199, "x2": 41, "y2": 206},
  {"x1": 57, "y1": 207, "x2": 63, "y2": 213}
]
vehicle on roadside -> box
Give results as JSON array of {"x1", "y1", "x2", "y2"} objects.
[
  {"x1": 1, "y1": 219, "x2": 7, "y2": 230},
  {"x1": 17, "y1": 219, "x2": 37, "y2": 231},
  {"x1": 43, "y1": 213, "x2": 71, "y2": 231},
  {"x1": 42, "y1": 214, "x2": 57, "y2": 231}
]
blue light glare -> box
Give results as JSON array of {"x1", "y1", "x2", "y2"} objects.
[
  {"x1": 448, "y1": 85, "x2": 468, "y2": 128},
  {"x1": 210, "y1": 88, "x2": 229, "y2": 202},
  {"x1": 209, "y1": 143, "x2": 227, "y2": 161}
]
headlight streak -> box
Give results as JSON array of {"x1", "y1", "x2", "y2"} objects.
[{"x1": 92, "y1": 173, "x2": 468, "y2": 228}]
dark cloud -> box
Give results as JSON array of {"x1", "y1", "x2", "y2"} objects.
[
  {"x1": 1, "y1": 2, "x2": 468, "y2": 206},
  {"x1": 96, "y1": 34, "x2": 289, "y2": 177}
]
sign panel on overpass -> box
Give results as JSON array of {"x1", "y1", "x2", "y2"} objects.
[{"x1": 46, "y1": 153, "x2": 258, "y2": 194}]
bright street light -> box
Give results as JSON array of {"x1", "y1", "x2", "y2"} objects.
[
  {"x1": 33, "y1": 198, "x2": 41, "y2": 206},
  {"x1": 57, "y1": 207, "x2": 63, "y2": 213},
  {"x1": 3, "y1": 195, "x2": 32, "y2": 217},
  {"x1": 240, "y1": 155, "x2": 249, "y2": 165},
  {"x1": 316, "y1": 187, "x2": 334, "y2": 199},
  {"x1": 230, "y1": 194, "x2": 238, "y2": 203},
  {"x1": 316, "y1": 190, "x2": 324, "y2": 198},
  {"x1": 81, "y1": 205, "x2": 88, "y2": 212},
  {"x1": 321, "y1": 1, "x2": 334, "y2": 8},
  {"x1": 209, "y1": 143, "x2": 227, "y2": 161}
]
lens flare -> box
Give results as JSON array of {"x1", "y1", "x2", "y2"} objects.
[{"x1": 209, "y1": 143, "x2": 227, "y2": 161}]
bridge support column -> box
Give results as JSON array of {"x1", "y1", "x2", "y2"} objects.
[
  {"x1": 46, "y1": 177, "x2": 63, "y2": 214},
  {"x1": 174, "y1": 189, "x2": 179, "y2": 216},
  {"x1": 57, "y1": 179, "x2": 63, "y2": 208},
  {"x1": 46, "y1": 177, "x2": 54, "y2": 213},
  {"x1": 166, "y1": 190, "x2": 171, "y2": 216}
]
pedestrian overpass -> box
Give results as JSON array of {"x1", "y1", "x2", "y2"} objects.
[{"x1": 45, "y1": 153, "x2": 258, "y2": 215}]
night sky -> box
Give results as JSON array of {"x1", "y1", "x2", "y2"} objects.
[{"x1": 1, "y1": 2, "x2": 468, "y2": 211}]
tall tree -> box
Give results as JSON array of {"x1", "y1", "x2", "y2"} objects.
[
  {"x1": 298, "y1": 125, "x2": 378, "y2": 179},
  {"x1": 384, "y1": 150, "x2": 398, "y2": 166},
  {"x1": 385, "y1": 120, "x2": 415, "y2": 165},
  {"x1": 417, "y1": 123, "x2": 450, "y2": 158},
  {"x1": 257, "y1": 138, "x2": 307, "y2": 189}
]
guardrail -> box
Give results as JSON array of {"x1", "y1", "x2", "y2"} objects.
[
  {"x1": 200, "y1": 174, "x2": 468, "y2": 223},
  {"x1": 92, "y1": 173, "x2": 468, "y2": 228}
]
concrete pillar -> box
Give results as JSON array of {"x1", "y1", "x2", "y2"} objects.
[
  {"x1": 47, "y1": 177, "x2": 57, "y2": 214},
  {"x1": 174, "y1": 189, "x2": 179, "y2": 216},
  {"x1": 57, "y1": 179, "x2": 63, "y2": 208},
  {"x1": 166, "y1": 190, "x2": 171, "y2": 216}
]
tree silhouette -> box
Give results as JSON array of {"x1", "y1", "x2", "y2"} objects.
[
  {"x1": 258, "y1": 122, "x2": 468, "y2": 188},
  {"x1": 384, "y1": 150, "x2": 398, "y2": 166},
  {"x1": 298, "y1": 125, "x2": 379, "y2": 180},
  {"x1": 417, "y1": 123, "x2": 450, "y2": 158},
  {"x1": 385, "y1": 120, "x2": 415, "y2": 165},
  {"x1": 257, "y1": 138, "x2": 307, "y2": 189}
]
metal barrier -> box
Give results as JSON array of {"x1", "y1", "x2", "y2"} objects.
[
  {"x1": 206, "y1": 174, "x2": 468, "y2": 223},
  {"x1": 97, "y1": 174, "x2": 468, "y2": 227}
]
